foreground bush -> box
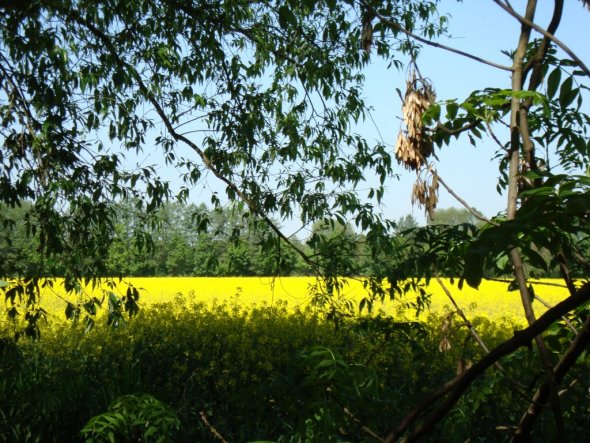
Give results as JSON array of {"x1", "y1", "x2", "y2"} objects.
[{"x1": 1, "y1": 295, "x2": 588, "y2": 442}]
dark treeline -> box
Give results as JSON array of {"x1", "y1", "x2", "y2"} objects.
[
  {"x1": 2, "y1": 201, "x2": 567, "y2": 279},
  {"x1": 1, "y1": 200, "x2": 394, "y2": 278},
  {"x1": 1, "y1": 200, "x2": 304, "y2": 277}
]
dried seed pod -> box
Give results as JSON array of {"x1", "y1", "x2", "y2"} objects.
[
  {"x1": 361, "y1": 12, "x2": 374, "y2": 53},
  {"x1": 395, "y1": 69, "x2": 436, "y2": 171},
  {"x1": 439, "y1": 337, "x2": 452, "y2": 353},
  {"x1": 411, "y1": 166, "x2": 439, "y2": 217}
]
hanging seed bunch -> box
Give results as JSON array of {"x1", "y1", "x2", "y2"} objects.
[
  {"x1": 361, "y1": 10, "x2": 375, "y2": 53},
  {"x1": 395, "y1": 69, "x2": 436, "y2": 171},
  {"x1": 411, "y1": 166, "x2": 439, "y2": 220}
]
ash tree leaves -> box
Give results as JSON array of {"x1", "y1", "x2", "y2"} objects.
[
  {"x1": 0, "y1": 0, "x2": 446, "y2": 331},
  {"x1": 546, "y1": 66, "x2": 562, "y2": 99}
]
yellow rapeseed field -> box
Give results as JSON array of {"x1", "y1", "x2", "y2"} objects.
[{"x1": 31, "y1": 276, "x2": 571, "y2": 325}]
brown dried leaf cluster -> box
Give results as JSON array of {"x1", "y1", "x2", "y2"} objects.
[
  {"x1": 361, "y1": 12, "x2": 374, "y2": 53},
  {"x1": 395, "y1": 69, "x2": 439, "y2": 218},
  {"x1": 395, "y1": 70, "x2": 436, "y2": 171},
  {"x1": 411, "y1": 168, "x2": 439, "y2": 220}
]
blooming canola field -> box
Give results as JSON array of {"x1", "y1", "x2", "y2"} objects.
[{"x1": 36, "y1": 277, "x2": 571, "y2": 325}]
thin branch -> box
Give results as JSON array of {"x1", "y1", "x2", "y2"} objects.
[
  {"x1": 489, "y1": 277, "x2": 569, "y2": 289},
  {"x1": 436, "y1": 175, "x2": 499, "y2": 226},
  {"x1": 433, "y1": 120, "x2": 481, "y2": 136},
  {"x1": 342, "y1": 407, "x2": 385, "y2": 442},
  {"x1": 436, "y1": 278, "x2": 529, "y2": 391},
  {"x1": 571, "y1": 246, "x2": 590, "y2": 272},
  {"x1": 532, "y1": 293, "x2": 578, "y2": 335},
  {"x1": 359, "y1": 2, "x2": 513, "y2": 72},
  {"x1": 522, "y1": 0, "x2": 563, "y2": 88},
  {"x1": 503, "y1": 1, "x2": 567, "y2": 438},
  {"x1": 199, "y1": 411, "x2": 229, "y2": 443},
  {"x1": 63, "y1": 6, "x2": 320, "y2": 271},
  {"x1": 493, "y1": 0, "x2": 590, "y2": 78},
  {"x1": 556, "y1": 251, "x2": 577, "y2": 297},
  {"x1": 436, "y1": 278, "x2": 490, "y2": 353},
  {"x1": 485, "y1": 121, "x2": 509, "y2": 152}
]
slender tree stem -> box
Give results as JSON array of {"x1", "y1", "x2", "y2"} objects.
[
  {"x1": 505, "y1": 1, "x2": 566, "y2": 438},
  {"x1": 436, "y1": 278, "x2": 490, "y2": 352}
]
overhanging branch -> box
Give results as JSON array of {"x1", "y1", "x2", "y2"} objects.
[
  {"x1": 62, "y1": 6, "x2": 320, "y2": 270},
  {"x1": 357, "y1": 1, "x2": 513, "y2": 72},
  {"x1": 384, "y1": 282, "x2": 590, "y2": 443}
]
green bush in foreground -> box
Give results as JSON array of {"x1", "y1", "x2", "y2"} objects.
[{"x1": 1, "y1": 295, "x2": 589, "y2": 442}]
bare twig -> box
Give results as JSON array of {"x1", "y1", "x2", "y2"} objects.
[
  {"x1": 532, "y1": 293, "x2": 578, "y2": 335},
  {"x1": 343, "y1": 407, "x2": 385, "y2": 442},
  {"x1": 199, "y1": 411, "x2": 229, "y2": 443},
  {"x1": 436, "y1": 278, "x2": 529, "y2": 392},
  {"x1": 360, "y1": 2, "x2": 514, "y2": 72},
  {"x1": 489, "y1": 278, "x2": 568, "y2": 289},
  {"x1": 436, "y1": 175, "x2": 499, "y2": 226},
  {"x1": 436, "y1": 278, "x2": 491, "y2": 352},
  {"x1": 556, "y1": 251, "x2": 577, "y2": 297},
  {"x1": 486, "y1": 121, "x2": 509, "y2": 152}
]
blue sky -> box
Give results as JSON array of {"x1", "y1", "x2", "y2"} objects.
[
  {"x1": 360, "y1": 1, "x2": 590, "y2": 226},
  {"x1": 135, "y1": 1, "x2": 589, "y2": 236}
]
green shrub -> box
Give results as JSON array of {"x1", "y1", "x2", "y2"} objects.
[{"x1": 80, "y1": 394, "x2": 180, "y2": 442}]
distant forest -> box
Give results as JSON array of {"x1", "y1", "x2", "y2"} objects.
[
  {"x1": 1, "y1": 201, "x2": 419, "y2": 277},
  {"x1": 2, "y1": 201, "x2": 564, "y2": 279}
]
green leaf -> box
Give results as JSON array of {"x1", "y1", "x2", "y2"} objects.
[
  {"x1": 0, "y1": 280, "x2": 8, "y2": 288},
  {"x1": 506, "y1": 279, "x2": 518, "y2": 292},
  {"x1": 317, "y1": 359, "x2": 335, "y2": 368},
  {"x1": 546, "y1": 67, "x2": 561, "y2": 99},
  {"x1": 65, "y1": 302, "x2": 77, "y2": 320},
  {"x1": 463, "y1": 251, "x2": 484, "y2": 289},
  {"x1": 84, "y1": 316, "x2": 95, "y2": 333},
  {"x1": 559, "y1": 76, "x2": 577, "y2": 108},
  {"x1": 277, "y1": 6, "x2": 297, "y2": 29},
  {"x1": 423, "y1": 103, "x2": 441, "y2": 124},
  {"x1": 445, "y1": 101, "x2": 458, "y2": 119},
  {"x1": 528, "y1": 284, "x2": 536, "y2": 304}
]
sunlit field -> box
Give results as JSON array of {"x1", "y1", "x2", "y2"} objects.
[{"x1": 32, "y1": 277, "x2": 571, "y2": 325}]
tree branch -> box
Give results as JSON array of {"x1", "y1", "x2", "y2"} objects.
[
  {"x1": 436, "y1": 175, "x2": 499, "y2": 226},
  {"x1": 512, "y1": 313, "x2": 590, "y2": 441},
  {"x1": 62, "y1": 6, "x2": 320, "y2": 271},
  {"x1": 433, "y1": 120, "x2": 481, "y2": 136},
  {"x1": 493, "y1": 0, "x2": 590, "y2": 78},
  {"x1": 383, "y1": 282, "x2": 590, "y2": 443},
  {"x1": 358, "y1": 1, "x2": 514, "y2": 72},
  {"x1": 522, "y1": 0, "x2": 563, "y2": 88},
  {"x1": 504, "y1": 1, "x2": 567, "y2": 437}
]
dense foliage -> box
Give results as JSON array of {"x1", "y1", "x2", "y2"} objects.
[
  {"x1": 1, "y1": 200, "x2": 430, "y2": 278},
  {"x1": 0, "y1": 201, "x2": 310, "y2": 277},
  {"x1": 2, "y1": 0, "x2": 590, "y2": 440},
  {"x1": 2, "y1": 298, "x2": 588, "y2": 442}
]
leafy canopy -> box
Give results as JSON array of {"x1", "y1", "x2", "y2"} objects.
[{"x1": 0, "y1": 0, "x2": 444, "y2": 325}]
